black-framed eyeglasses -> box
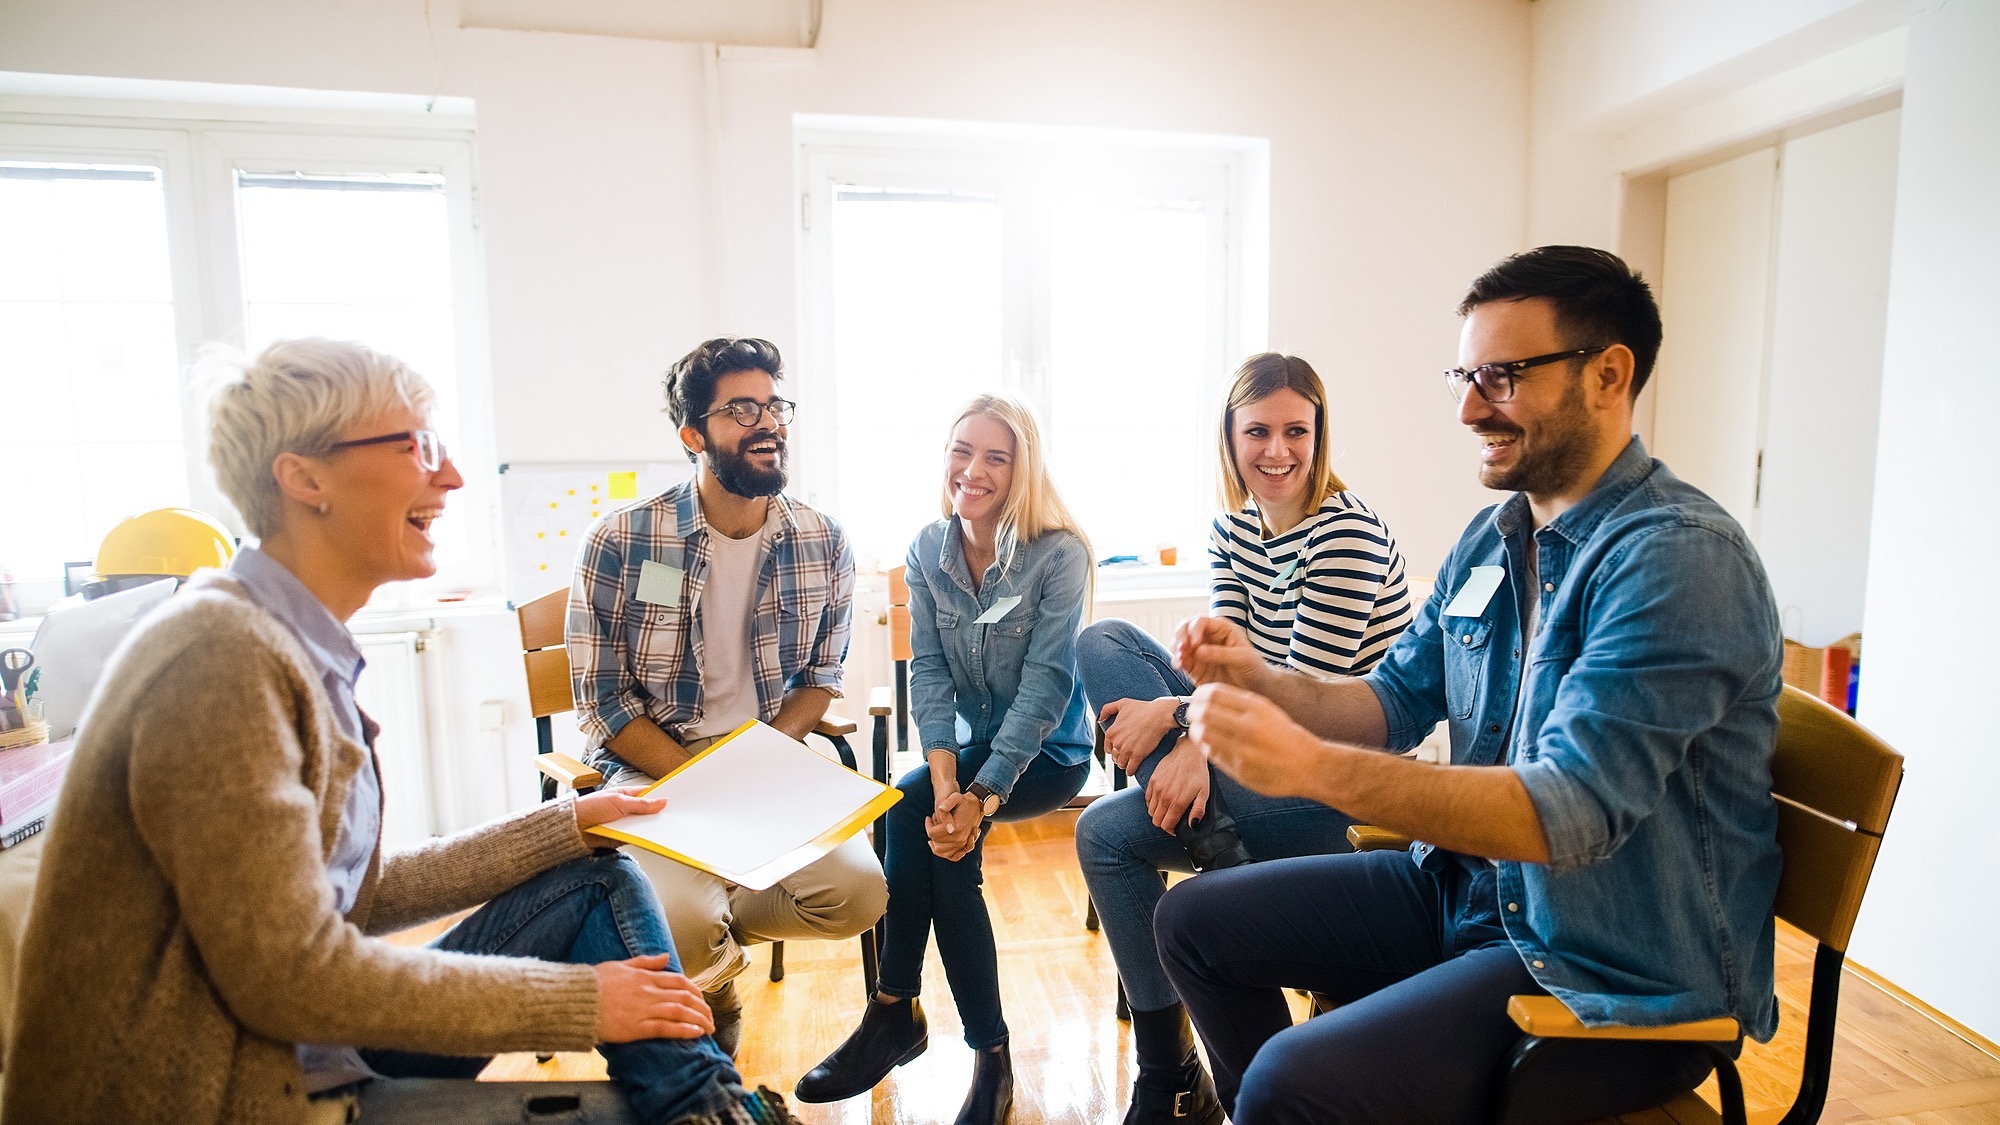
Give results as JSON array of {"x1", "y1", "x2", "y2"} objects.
[
  {"x1": 700, "y1": 398, "x2": 797, "y2": 427},
  {"x1": 1443, "y1": 346, "x2": 1609, "y2": 404},
  {"x1": 324, "y1": 429, "x2": 446, "y2": 472}
]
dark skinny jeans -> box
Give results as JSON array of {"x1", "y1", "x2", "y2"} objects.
[{"x1": 875, "y1": 742, "x2": 1090, "y2": 1048}]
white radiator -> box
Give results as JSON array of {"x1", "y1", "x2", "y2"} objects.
[{"x1": 352, "y1": 629, "x2": 443, "y2": 847}]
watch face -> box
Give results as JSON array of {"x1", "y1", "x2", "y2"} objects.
[{"x1": 1174, "y1": 700, "x2": 1191, "y2": 729}]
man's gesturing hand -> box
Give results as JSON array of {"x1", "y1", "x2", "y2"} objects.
[
  {"x1": 594, "y1": 953, "x2": 713, "y2": 1042},
  {"x1": 1172, "y1": 615, "x2": 1267, "y2": 690},
  {"x1": 1187, "y1": 682, "x2": 1326, "y2": 800}
]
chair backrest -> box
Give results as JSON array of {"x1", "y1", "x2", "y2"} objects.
[
  {"x1": 887, "y1": 565, "x2": 913, "y2": 664},
  {"x1": 1769, "y1": 685, "x2": 1904, "y2": 953},
  {"x1": 517, "y1": 587, "x2": 574, "y2": 721}
]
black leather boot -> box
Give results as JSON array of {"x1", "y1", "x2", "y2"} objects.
[
  {"x1": 1124, "y1": 1003, "x2": 1225, "y2": 1125},
  {"x1": 1123, "y1": 1066, "x2": 1225, "y2": 1125},
  {"x1": 1177, "y1": 776, "x2": 1252, "y2": 872},
  {"x1": 953, "y1": 1042, "x2": 1013, "y2": 1125},
  {"x1": 792, "y1": 996, "x2": 928, "y2": 1103}
]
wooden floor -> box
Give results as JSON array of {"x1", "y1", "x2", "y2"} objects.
[{"x1": 474, "y1": 811, "x2": 2000, "y2": 1124}]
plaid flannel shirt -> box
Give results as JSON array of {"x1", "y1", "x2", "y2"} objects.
[{"x1": 566, "y1": 480, "x2": 854, "y2": 769}]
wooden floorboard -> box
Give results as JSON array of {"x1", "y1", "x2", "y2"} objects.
[{"x1": 467, "y1": 811, "x2": 2000, "y2": 1123}]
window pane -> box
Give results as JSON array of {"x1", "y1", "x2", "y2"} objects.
[
  {"x1": 0, "y1": 163, "x2": 184, "y2": 584},
  {"x1": 1049, "y1": 195, "x2": 1211, "y2": 558},
  {"x1": 236, "y1": 172, "x2": 467, "y2": 573},
  {"x1": 830, "y1": 187, "x2": 1003, "y2": 566}
]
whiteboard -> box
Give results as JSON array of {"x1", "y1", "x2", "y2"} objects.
[{"x1": 498, "y1": 460, "x2": 693, "y2": 604}]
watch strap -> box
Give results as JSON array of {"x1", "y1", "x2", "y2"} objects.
[{"x1": 967, "y1": 781, "x2": 1003, "y2": 816}]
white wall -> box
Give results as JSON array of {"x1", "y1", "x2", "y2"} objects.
[
  {"x1": 1848, "y1": 0, "x2": 2000, "y2": 1042},
  {"x1": 0, "y1": 0, "x2": 1534, "y2": 828},
  {"x1": 1527, "y1": 0, "x2": 1909, "y2": 246}
]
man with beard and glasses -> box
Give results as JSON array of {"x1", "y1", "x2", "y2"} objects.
[
  {"x1": 568, "y1": 337, "x2": 886, "y2": 1058},
  {"x1": 1155, "y1": 247, "x2": 1785, "y2": 1124}
]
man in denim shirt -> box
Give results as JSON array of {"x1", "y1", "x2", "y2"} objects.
[
  {"x1": 567, "y1": 337, "x2": 886, "y2": 1056},
  {"x1": 1157, "y1": 247, "x2": 1784, "y2": 1124}
]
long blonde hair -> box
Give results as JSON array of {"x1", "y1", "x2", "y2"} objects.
[
  {"x1": 1216, "y1": 352, "x2": 1347, "y2": 513},
  {"x1": 940, "y1": 393, "x2": 1093, "y2": 574}
]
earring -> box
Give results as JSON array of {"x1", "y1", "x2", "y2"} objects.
[{"x1": 317, "y1": 501, "x2": 330, "y2": 516}]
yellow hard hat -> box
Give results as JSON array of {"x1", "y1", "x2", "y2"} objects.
[{"x1": 95, "y1": 508, "x2": 236, "y2": 579}]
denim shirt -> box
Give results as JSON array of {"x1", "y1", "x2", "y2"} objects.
[
  {"x1": 906, "y1": 519, "x2": 1093, "y2": 800},
  {"x1": 1362, "y1": 438, "x2": 1785, "y2": 1039}
]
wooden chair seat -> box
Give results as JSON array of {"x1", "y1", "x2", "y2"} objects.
[{"x1": 1340, "y1": 687, "x2": 1903, "y2": 1125}]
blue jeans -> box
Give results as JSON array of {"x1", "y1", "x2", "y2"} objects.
[
  {"x1": 353, "y1": 851, "x2": 744, "y2": 1124},
  {"x1": 876, "y1": 742, "x2": 1090, "y2": 1049},
  {"x1": 1074, "y1": 618, "x2": 1360, "y2": 1012},
  {"x1": 1156, "y1": 850, "x2": 1715, "y2": 1125}
]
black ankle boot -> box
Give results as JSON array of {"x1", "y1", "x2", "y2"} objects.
[
  {"x1": 953, "y1": 1042, "x2": 1013, "y2": 1125},
  {"x1": 792, "y1": 996, "x2": 928, "y2": 1103},
  {"x1": 1177, "y1": 781, "x2": 1252, "y2": 872},
  {"x1": 1123, "y1": 1066, "x2": 1224, "y2": 1125}
]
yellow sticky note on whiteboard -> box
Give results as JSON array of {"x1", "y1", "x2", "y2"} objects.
[{"x1": 608, "y1": 471, "x2": 639, "y2": 500}]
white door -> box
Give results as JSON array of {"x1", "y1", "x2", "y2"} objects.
[
  {"x1": 1655, "y1": 147, "x2": 1778, "y2": 529},
  {"x1": 1651, "y1": 109, "x2": 1900, "y2": 645},
  {"x1": 1757, "y1": 110, "x2": 1901, "y2": 645}
]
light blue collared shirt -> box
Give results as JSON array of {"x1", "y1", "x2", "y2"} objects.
[
  {"x1": 905, "y1": 519, "x2": 1093, "y2": 799},
  {"x1": 229, "y1": 547, "x2": 379, "y2": 1093}
]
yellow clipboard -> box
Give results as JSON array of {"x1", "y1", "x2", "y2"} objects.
[{"x1": 586, "y1": 720, "x2": 901, "y2": 891}]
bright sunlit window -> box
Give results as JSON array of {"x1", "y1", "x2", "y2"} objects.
[
  {"x1": 830, "y1": 187, "x2": 1004, "y2": 561},
  {"x1": 0, "y1": 163, "x2": 189, "y2": 588},
  {"x1": 799, "y1": 128, "x2": 1260, "y2": 571},
  {"x1": 1049, "y1": 195, "x2": 1211, "y2": 561},
  {"x1": 237, "y1": 171, "x2": 469, "y2": 578},
  {"x1": 0, "y1": 120, "x2": 489, "y2": 614}
]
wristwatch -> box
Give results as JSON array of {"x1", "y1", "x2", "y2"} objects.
[
  {"x1": 966, "y1": 781, "x2": 1003, "y2": 818},
  {"x1": 1172, "y1": 697, "x2": 1192, "y2": 730}
]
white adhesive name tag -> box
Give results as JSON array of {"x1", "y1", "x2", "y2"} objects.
[
  {"x1": 1442, "y1": 565, "x2": 1505, "y2": 618},
  {"x1": 974, "y1": 596, "x2": 1023, "y2": 624},
  {"x1": 637, "y1": 560, "x2": 685, "y2": 607},
  {"x1": 1269, "y1": 558, "x2": 1301, "y2": 592}
]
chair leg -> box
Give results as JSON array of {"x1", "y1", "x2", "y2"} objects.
[
  {"x1": 1700, "y1": 1044, "x2": 1749, "y2": 1125},
  {"x1": 1116, "y1": 976, "x2": 1131, "y2": 1022},
  {"x1": 1084, "y1": 895, "x2": 1100, "y2": 932},
  {"x1": 769, "y1": 940, "x2": 785, "y2": 982},
  {"x1": 860, "y1": 927, "x2": 880, "y2": 1002}
]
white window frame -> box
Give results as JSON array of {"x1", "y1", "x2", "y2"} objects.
[
  {"x1": 0, "y1": 102, "x2": 498, "y2": 608},
  {"x1": 794, "y1": 118, "x2": 1269, "y2": 561}
]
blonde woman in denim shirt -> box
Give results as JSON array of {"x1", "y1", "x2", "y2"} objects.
[{"x1": 795, "y1": 394, "x2": 1093, "y2": 1125}]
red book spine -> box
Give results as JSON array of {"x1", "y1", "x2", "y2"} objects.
[{"x1": 1821, "y1": 646, "x2": 1853, "y2": 711}]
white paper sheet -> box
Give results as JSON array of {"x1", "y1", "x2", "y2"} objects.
[{"x1": 590, "y1": 720, "x2": 899, "y2": 891}]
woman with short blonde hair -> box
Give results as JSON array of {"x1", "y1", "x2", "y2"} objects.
[
  {"x1": 795, "y1": 394, "x2": 1094, "y2": 1125},
  {"x1": 5, "y1": 337, "x2": 801, "y2": 1125}
]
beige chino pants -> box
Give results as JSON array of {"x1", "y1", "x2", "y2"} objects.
[{"x1": 602, "y1": 746, "x2": 888, "y2": 991}]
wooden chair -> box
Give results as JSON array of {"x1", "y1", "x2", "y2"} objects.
[
  {"x1": 515, "y1": 587, "x2": 883, "y2": 994},
  {"x1": 1345, "y1": 686, "x2": 1904, "y2": 1125}
]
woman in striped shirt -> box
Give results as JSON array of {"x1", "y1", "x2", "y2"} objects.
[{"x1": 1073, "y1": 352, "x2": 1413, "y2": 1125}]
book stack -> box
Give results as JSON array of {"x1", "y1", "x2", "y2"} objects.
[{"x1": 0, "y1": 739, "x2": 71, "y2": 849}]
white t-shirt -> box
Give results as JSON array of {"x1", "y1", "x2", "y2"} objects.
[{"x1": 690, "y1": 509, "x2": 774, "y2": 739}]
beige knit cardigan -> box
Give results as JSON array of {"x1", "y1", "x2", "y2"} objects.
[{"x1": 1, "y1": 571, "x2": 603, "y2": 1124}]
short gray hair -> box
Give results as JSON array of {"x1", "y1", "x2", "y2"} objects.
[{"x1": 207, "y1": 338, "x2": 436, "y2": 539}]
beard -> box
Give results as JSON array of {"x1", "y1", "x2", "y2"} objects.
[
  {"x1": 709, "y1": 430, "x2": 789, "y2": 498},
  {"x1": 1476, "y1": 373, "x2": 1596, "y2": 496}
]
